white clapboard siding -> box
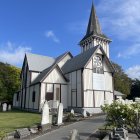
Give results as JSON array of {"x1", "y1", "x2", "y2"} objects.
[
  {"x1": 40, "y1": 83, "x2": 46, "y2": 111},
  {"x1": 84, "y1": 91, "x2": 93, "y2": 107},
  {"x1": 61, "y1": 85, "x2": 68, "y2": 109},
  {"x1": 43, "y1": 68, "x2": 66, "y2": 84},
  {"x1": 77, "y1": 70, "x2": 82, "y2": 107},
  {"x1": 31, "y1": 72, "x2": 40, "y2": 82},
  {"x1": 105, "y1": 92, "x2": 114, "y2": 104},
  {"x1": 94, "y1": 91, "x2": 104, "y2": 107},
  {"x1": 104, "y1": 72, "x2": 113, "y2": 92},
  {"x1": 83, "y1": 69, "x2": 92, "y2": 90}
]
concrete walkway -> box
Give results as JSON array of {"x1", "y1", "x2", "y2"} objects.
[{"x1": 33, "y1": 115, "x2": 105, "y2": 140}]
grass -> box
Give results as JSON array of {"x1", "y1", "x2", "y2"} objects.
[{"x1": 0, "y1": 109, "x2": 41, "y2": 133}]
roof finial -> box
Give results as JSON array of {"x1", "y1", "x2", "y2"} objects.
[{"x1": 86, "y1": 0, "x2": 102, "y2": 35}]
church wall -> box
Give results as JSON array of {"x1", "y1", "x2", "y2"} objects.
[
  {"x1": 86, "y1": 59, "x2": 92, "y2": 69},
  {"x1": 103, "y1": 59, "x2": 111, "y2": 72},
  {"x1": 77, "y1": 70, "x2": 82, "y2": 107},
  {"x1": 84, "y1": 90, "x2": 94, "y2": 107},
  {"x1": 40, "y1": 83, "x2": 46, "y2": 111},
  {"x1": 67, "y1": 69, "x2": 82, "y2": 108},
  {"x1": 18, "y1": 91, "x2": 22, "y2": 107},
  {"x1": 31, "y1": 72, "x2": 40, "y2": 82},
  {"x1": 26, "y1": 69, "x2": 31, "y2": 87},
  {"x1": 67, "y1": 73, "x2": 72, "y2": 107},
  {"x1": 28, "y1": 86, "x2": 34, "y2": 109},
  {"x1": 39, "y1": 68, "x2": 68, "y2": 110},
  {"x1": 104, "y1": 72, "x2": 113, "y2": 92},
  {"x1": 83, "y1": 51, "x2": 114, "y2": 108},
  {"x1": 25, "y1": 87, "x2": 30, "y2": 108},
  {"x1": 71, "y1": 71, "x2": 76, "y2": 107},
  {"x1": 94, "y1": 91, "x2": 104, "y2": 107},
  {"x1": 58, "y1": 54, "x2": 71, "y2": 68},
  {"x1": 61, "y1": 85, "x2": 68, "y2": 109},
  {"x1": 33, "y1": 84, "x2": 40, "y2": 110},
  {"x1": 105, "y1": 91, "x2": 113, "y2": 104},
  {"x1": 83, "y1": 69, "x2": 93, "y2": 90},
  {"x1": 13, "y1": 93, "x2": 19, "y2": 107},
  {"x1": 43, "y1": 68, "x2": 67, "y2": 84},
  {"x1": 21, "y1": 89, "x2": 25, "y2": 108}
]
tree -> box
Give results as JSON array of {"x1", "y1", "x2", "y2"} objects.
[
  {"x1": 112, "y1": 62, "x2": 131, "y2": 96},
  {"x1": 0, "y1": 62, "x2": 21, "y2": 103},
  {"x1": 127, "y1": 79, "x2": 140, "y2": 99}
]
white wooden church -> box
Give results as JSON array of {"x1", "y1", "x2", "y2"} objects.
[{"x1": 13, "y1": 4, "x2": 115, "y2": 114}]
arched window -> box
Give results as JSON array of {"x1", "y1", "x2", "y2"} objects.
[{"x1": 93, "y1": 55, "x2": 104, "y2": 74}]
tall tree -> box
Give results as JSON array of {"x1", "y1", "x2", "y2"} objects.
[
  {"x1": 112, "y1": 62, "x2": 131, "y2": 96},
  {"x1": 0, "y1": 62, "x2": 21, "y2": 103},
  {"x1": 127, "y1": 79, "x2": 140, "y2": 99}
]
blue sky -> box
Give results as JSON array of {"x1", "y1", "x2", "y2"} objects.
[{"x1": 0, "y1": 0, "x2": 140, "y2": 79}]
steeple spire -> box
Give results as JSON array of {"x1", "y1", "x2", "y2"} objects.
[
  {"x1": 79, "y1": 2, "x2": 111, "y2": 57},
  {"x1": 86, "y1": 3, "x2": 102, "y2": 35}
]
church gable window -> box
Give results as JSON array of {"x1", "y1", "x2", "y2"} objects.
[{"x1": 93, "y1": 55, "x2": 104, "y2": 74}]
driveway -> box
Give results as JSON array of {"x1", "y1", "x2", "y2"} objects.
[{"x1": 33, "y1": 115, "x2": 105, "y2": 140}]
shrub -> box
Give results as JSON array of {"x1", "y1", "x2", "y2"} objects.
[
  {"x1": 0, "y1": 130, "x2": 7, "y2": 140},
  {"x1": 101, "y1": 99, "x2": 140, "y2": 132}
]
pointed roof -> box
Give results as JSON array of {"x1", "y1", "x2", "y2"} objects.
[
  {"x1": 80, "y1": 3, "x2": 111, "y2": 43},
  {"x1": 26, "y1": 53, "x2": 55, "y2": 72},
  {"x1": 86, "y1": 3, "x2": 102, "y2": 35},
  {"x1": 62, "y1": 45, "x2": 115, "y2": 74},
  {"x1": 31, "y1": 64, "x2": 68, "y2": 85}
]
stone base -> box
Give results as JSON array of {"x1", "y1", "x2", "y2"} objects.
[
  {"x1": 68, "y1": 107, "x2": 103, "y2": 114},
  {"x1": 55, "y1": 123, "x2": 63, "y2": 126},
  {"x1": 38, "y1": 123, "x2": 51, "y2": 132}
]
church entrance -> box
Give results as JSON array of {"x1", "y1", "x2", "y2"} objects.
[
  {"x1": 45, "y1": 83, "x2": 61, "y2": 102},
  {"x1": 54, "y1": 84, "x2": 60, "y2": 101}
]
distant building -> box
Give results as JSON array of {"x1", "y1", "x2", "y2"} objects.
[
  {"x1": 13, "y1": 3, "x2": 115, "y2": 114},
  {"x1": 114, "y1": 91, "x2": 125, "y2": 100}
]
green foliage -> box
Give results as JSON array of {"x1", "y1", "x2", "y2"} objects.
[
  {"x1": 0, "y1": 62, "x2": 21, "y2": 103},
  {"x1": 101, "y1": 100, "x2": 140, "y2": 131},
  {"x1": 128, "y1": 79, "x2": 140, "y2": 99},
  {"x1": 112, "y1": 62, "x2": 131, "y2": 96},
  {"x1": 0, "y1": 130, "x2": 7, "y2": 140},
  {"x1": 66, "y1": 113, "x2": 75, "y2": 122}
]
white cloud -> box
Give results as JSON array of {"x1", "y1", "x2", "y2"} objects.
[
  {"x1": 117, "y1": 43, "x2": 140, "y2": 58},
  {"x1": 126, "y1": 65, "x2": 140, "y2": 79},
  {"x1": 98, "y1": 0, "x2": 140, "y2": 39},
  {"x1": 45, "y1": 30, "x2": 60, "y2": 43},
  {"x1": 0, "y1": 41, "x2": 31, "y2": 66}
]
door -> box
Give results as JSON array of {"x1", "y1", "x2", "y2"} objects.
[{"x1": 54, "y1": 84, "x2": 61, "y2": 102}]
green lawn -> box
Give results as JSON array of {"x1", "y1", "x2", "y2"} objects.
[{"x1": 0, "y1": 109, "x2": 41, "y2": 133}]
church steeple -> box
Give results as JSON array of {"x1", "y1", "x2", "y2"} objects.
[
  {"x1": 79, "y1": 2, "x2": 111, "y2": 58},
  {"x1": 86, "y1": 3, "x2": 102, "y2": 35}
]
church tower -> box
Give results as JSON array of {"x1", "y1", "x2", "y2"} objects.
[{"x1": 79, "y1": 3, "x2": 111, "y2": 57}]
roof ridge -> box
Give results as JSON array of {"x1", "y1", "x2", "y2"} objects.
[{"x1": 26, "y1": 52, "x2": 55, "y2": 60}]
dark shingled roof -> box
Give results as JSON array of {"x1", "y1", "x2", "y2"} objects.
[
  {"x1": 87, "y1": 3, "x2": 102, "y2": 35},
  {"x1": 55, "y1": 52, "x2": 73, "y2": 63},
  {"x1": 80, "y1": 3, "x2": 111, "y2": 43},
  {"x1": 62, "y1": 45, "x2": 99, "y2": 74},
  {"x1": 31, "y1": 64, "x2": 55, "y2": 85}
]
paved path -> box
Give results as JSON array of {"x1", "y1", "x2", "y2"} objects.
[{"x1": 33, "y1": 115, "x2": 105, "y2": 140}]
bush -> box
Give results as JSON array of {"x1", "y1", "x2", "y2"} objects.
[
  {"x1": 66, "y1": 113, "x2": 75, "y2": 122},
  {"x1": 101, "y1": 99, "x2": 140, "y2": 132},
  {"x1": 0, "y1": 130, "x2": 7, "y2": 140}
]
